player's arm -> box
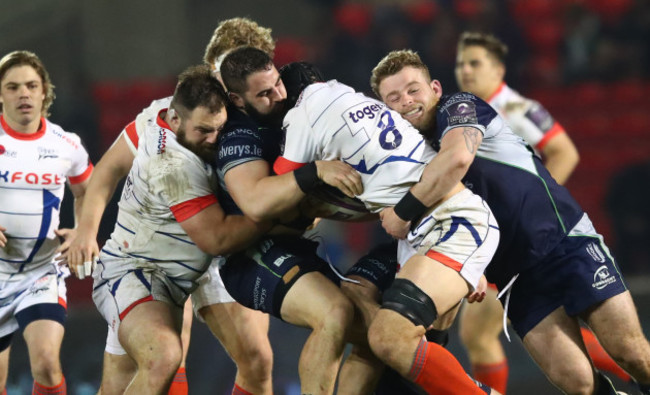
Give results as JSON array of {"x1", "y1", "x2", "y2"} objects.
[
  {"x1": 56, "y1": 134, "x2": 135, "y2": 270},
  {"x1": 380, "y1": 126, "x2": 481, "y2": 238},
  {"x1": 177, "y1": 197, "x2": 268, "y2": 256},
  {"x1": 0, "y1": 225, "x2": 6, "y2": 248},
  {"x1": 224, "y1": 158, "x2": 360, "y2": 223},
  {"x1": 540, "y1": 131, "x2": 579, "y2": 185}
]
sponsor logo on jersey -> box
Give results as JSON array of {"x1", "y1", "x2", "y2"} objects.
[
  {"x1": 38, "y1": 147, "x2": 59, "y2": 160},
  {"x1": 253, "y1": 276, "x2": 267, "y2": 310},
  {"x1": 0, "y1": 145, "x2": 17, "y2": 157},
  {"x1": 273, "y1": 253, "x2": 292, "y2": 267},
  {"x1": 346, "y1": 102, "x2": 384, "y2": 123},
  {"x1": 51, "y1": 129, "x2": 79, "y2": 149},
  {"x1": 524, "y1": 102, "x2": 554, "y2": 132},
  {"x1": 592, "y1": 265, "x2": 616, "y2": 290},
  {"x1": 0, "y1": 170, "x2": 64, "y2": 185},
  {"x1": 157, "y1": 130, "x2": 167, "y2": 154},
  {"x1": 218, "y1": 144, "x2": 263, "y2": 159},
  {"x1": 586, "y1": 242, "x2": 606, "y2": 263}
]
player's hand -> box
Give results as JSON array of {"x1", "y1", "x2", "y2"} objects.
[
  {"x1": 0, "y1": 225, "x2": 6, "y2": 248},
  {"x1": 379, "y1": 207, "x2": 410, "y2": 240},
  {"x1": 315, "y1": 160, "x2": 363, "y2": 198},
  {"x1": 55, "y1": 228, "x2": 98, "y2": 280},
  {"x1": 466, "y1": 275, "x2": 488, "y2": 303}
]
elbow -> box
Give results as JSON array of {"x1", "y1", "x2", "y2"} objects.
[{"x1": 452, "y1": 151, "x2": 474, "y2": 174}]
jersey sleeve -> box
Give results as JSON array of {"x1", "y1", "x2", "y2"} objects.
[
  {"x1": 66, "y1": 132, "x2": 94, "y2": 184},
  {"x1": 274, "y1": 106, "x2": 319, "y2": 175},
  {"x1": 503, "y1": 99, "x2": 565, "y2": 150},
  {"x1": 437, "y1": 93, "x2": 497, "y2": 141},
  {"x1": 121, "y1": 121, "x2": 140, "y2": 154},
  {"x1": 149, "y1": 148, "x2": 217, "y2": 220},
  {"x1": 216, "y1": 124, "x2": 267, "y2": 175}
]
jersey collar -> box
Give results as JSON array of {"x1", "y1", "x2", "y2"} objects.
[
  {"x1": 486, "y1": 82, "x2": 506, "y2": 104},
  {"x1": 0, "y1": 114, "x2": 46, "y2": 140}
]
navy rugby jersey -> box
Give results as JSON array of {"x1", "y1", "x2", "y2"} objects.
[
  {"x1": 214, "y1": 105, "x2": 284, "y2": 216},
  {"x1": 431, "y1": 92, "x2": 584, "y2": 289}
]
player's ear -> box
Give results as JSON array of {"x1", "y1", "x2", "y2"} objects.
[
  {"x1": 228, "y1": 92, "x2": 244, "y2": 109},
  {"x1": 430, "y1": 79, "x2": 443, "y2": 98}
]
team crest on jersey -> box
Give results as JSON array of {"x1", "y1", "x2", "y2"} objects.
[{"x1": 592, "y1": 265, "x2": 616, "y2": 290}]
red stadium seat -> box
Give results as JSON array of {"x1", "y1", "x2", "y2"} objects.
[
  {"x1": 510, "y1": 0, "x2": 561, "y2": 20},
  {"x1": 333, "y1": 3, "x2": 372, "y2": 38},
  {"x1": 403, "y1": 0, "x2": 439, "y2": 24},
  {"x1": 274, "y1": 37, "x2": 309, "y2": 68},
  {"x1": 610, "y1": 80, "x2": 647, "y2": 106}
]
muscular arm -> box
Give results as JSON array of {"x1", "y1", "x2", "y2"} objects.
[
  {"x1": 57, "y1": 135, "x2": 135, "y2": 269},
  {"x1": 540, "y1": 132, "x2": 579, "y2": 185},
  {"x1": 380, "y1": 126, "x2": 481, "y2": 238},
  {"x1": 179, "y1": 200, "x2": 268, "y2": 256},
  {"x1": 225, "y1": 158, "x2": 362, "y2": 223},
  {"x1": 224, "y1": 159, "x2": 306, "y2": 222},
  {"x1": 410, "y1": 126, "x2": 482, "y2": 206}
]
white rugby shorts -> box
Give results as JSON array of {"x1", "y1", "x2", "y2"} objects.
[
  {"x1": 190, "y1": 257, "x2": 235, "y2": 321},
  {"x1": 0, "y1": 268, "x2": 67, "y2": 337},
  {"x1": 398, "y1": 188, "x2": 499, "y2": 289}
]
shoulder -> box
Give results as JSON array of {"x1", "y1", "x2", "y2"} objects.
[{"x1": 43, "y1": 119, "x2": 85, "y2": 151}]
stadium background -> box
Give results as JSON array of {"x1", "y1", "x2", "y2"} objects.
[{"x1": 1, "y1": 0, "x2": 649, "y2": 393}]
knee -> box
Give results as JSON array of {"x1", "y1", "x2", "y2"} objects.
[
  {"x1": 367, "y1": 313, "x2": 401, "y2": 363},
  {"x1": 140, "y1": 342, "x2": 182, "y2": 379},
  {"x1": 238, "y1": 341, "x2": 273, "y2": 378},
  {"x1": 548, "y1": 365, "x2": 595, "y2": 395},
  {"x1": 29, "y1": 348, "x2": 61, "y2": 380},
  {"x1": 318, "y1": 295, "x2": 355, "y2": 336}
]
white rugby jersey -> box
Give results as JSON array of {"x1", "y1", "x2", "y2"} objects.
[
  {"x1": 98, "y1": 106, "x2": 218, "y2": 291},
  {"x1": 0, "y1": 116, "x2": 92, "y2": 279},
  {"x1": 488, "y1": 82, "x2": 566, "y2": 150},
  {"x1": 274, "y1": 80, "x2": 435, "y2": 212}
]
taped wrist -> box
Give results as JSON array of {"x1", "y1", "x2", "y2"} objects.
[
  {"x1": 382, "y1": 278, "x2": 438, "y2": 328},
  {"x1": 294, "y1": 162, "x2": 319, "y2": 193},
  {"x1": 393, "y1": 191, "x2": 428, "y2": 222}
]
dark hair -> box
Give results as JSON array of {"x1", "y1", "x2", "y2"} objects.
[
  {"x1": 457, "y1": 32, "x2": 508, "y2": 64},
  {"x1": 170, "y1": 64, "x2": 228, "y2": 118},
  {"x1": 0, "y1": 50, "x2": 55, "y2": 116},
  {"x1": 220, "y1": 46, "x2": 274, "y2": 94},
  {"x1": 279, "y1": 62, "x2": 325, "y2": 108}
]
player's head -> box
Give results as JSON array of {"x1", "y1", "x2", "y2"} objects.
[
  {"x1": 169, "y1": 64, "x2": 228, "y2": 162},
  {"x1": 455, "y1": 32, "x2": 507, "y2": 100},
  {"x1": 0, "y1": 50, "x2": 54, "y2": 126},
  {"x1": 203, "y1": 17, "x2": 275, "y2": 77},
  {"x1": 220, "y1": 46, "x2": 287, "y2": 128},
  {"x1": 371, "y1": 49, "x2": 442, "y2": 131},
  {"x1": 279, "y1": 61, "x2": 325, "y2": 109}
]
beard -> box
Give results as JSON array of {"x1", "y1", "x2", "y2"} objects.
[
  {"x1": 244, "y1": 100, "x2": 287, "y2": 129},
  {"x1": 176, "y1": 126, "x2": 217, "y2": 164}
]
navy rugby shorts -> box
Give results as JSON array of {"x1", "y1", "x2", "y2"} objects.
[{"x1": 507, "y1": 233, "x2": 627, "y2": 338}]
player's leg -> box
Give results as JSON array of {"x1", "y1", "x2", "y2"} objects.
[
  {"x1": 459, "y1": 286, "x2": 508, "y2": 393},
  {"x1": 168, "y1": 299, "x2": 192, "y2": 395},
  {"x1": 280, "y1": 270, "x2": 355, "y2": 395},
  {"x1": 22, "y1": 319, "x2": 66, "y2": 393},
  {"x1": 198, "y1": 302, "x2": 273, "y2": 395},
  {"x1": 580, "y1": 326, "x2": 632, "y2": 383},
  {"x1": 368, "y1": 255, "x2": 493, "y2": 394},
  {"x1": 16, "y1": 272, "x2": 68, "y2": 393},
  {"x1": 97, "y1": 350, "x2": 137, "y2": 395},
  {"x1": 583, "y1": 291, "x2": 650, "y2": 392},
  {"x1": 193, "y1": 260, "x2": 273, "y2": 395},
  {"x1": 118, "y1": 300, "x2": 183, "y2": 394},
  {"x1": 0, "y1": 336, "x2": 12, "y2": 394}
]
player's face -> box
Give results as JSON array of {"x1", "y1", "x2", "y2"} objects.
[
  {"x1": 455, "y1": 46, "x2": 504, "y2": 100},
  {"x1": 176, "y1": 105, "x2": 227, "y2": 162},
  {"x1": 240, "y1": 65, "x2": 287, "y2": 127},
  {"x1": 378, "y1": 66, "x2": 441, "y2": 131},
  {"x1": 0, "y1": 65, "x2": 45, "y2": 129}
]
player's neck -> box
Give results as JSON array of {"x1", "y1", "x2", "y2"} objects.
[{"x1": 484, "y1": 81, "x2": 506, "y2": 103}]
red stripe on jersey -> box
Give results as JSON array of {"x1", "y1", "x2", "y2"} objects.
[
  {"x1": 58, "y1": 297, "x2": 67, "y2": 310},
  {"x1": 536, "y1": 122, "x2": 565, "y2": 150},
  {"x1": 68, "y1": 163, "x2": 94, "y2": 184},
  {"x1": 425, "y1": 250, "x2": 463, "y2": 272},
  {"x1": 273, "y1": 156, "x2": 306, "y2": 175},
  {"x1": 170, "y1": 194, "x2": 218, "y2": 222},
  {"x1": 487, "y1": 282, "x2": 498, "y2": 290},
  {"x1": 124, "y1": 121, "x2": 139, "y2": 149},
  {"x1": 486, "y1": 82, "x2": 506, "y2": 104},
  {"x1": 157, "y1": 109, "x2": 172, "y2": 130},
  {"x1": 1, "y1": 115, "x2": 46, "y2": 140},
  {"x1": 119, "y1": 295, "x2": 154, "y2": 321}
]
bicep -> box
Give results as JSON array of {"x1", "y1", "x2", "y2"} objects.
[
  {"x1": 177, "y1": 202, "x2": 224, "y2": 252},
  {"x1": 223, "y1": 160, "x2": 271, "y2": 205},
  {"x1": 440, "y1": 126, "x2": 483, "y2": 157},
  {"x1": 97, "y1": 134, "x2": 137, "y2": 180}
]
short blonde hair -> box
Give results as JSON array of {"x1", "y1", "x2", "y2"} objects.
[
  {"x1": 370, "y1": 49, "x2": 430, "y2": 97},
  {"x1": 0, "y1": 50, "x2": 55, "y2": 117},
  {"x1": 203, "y1": 18, "x2": 275, "y2": 68}
]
